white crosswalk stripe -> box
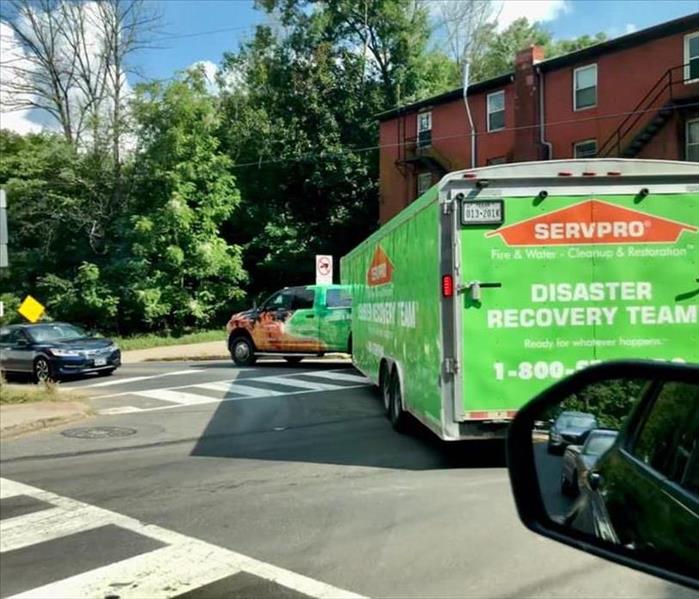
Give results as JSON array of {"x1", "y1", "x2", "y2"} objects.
[
  {"x1": 0, "y1": 477, "x2": 364, "y2": 599},
  {"x1": 96, "y1": 369, "x2": 371, "y2": 414}
]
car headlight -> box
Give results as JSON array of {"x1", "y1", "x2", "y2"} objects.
[{"x1": 50, "y1": 349, "x2": 81, "y2": 357}]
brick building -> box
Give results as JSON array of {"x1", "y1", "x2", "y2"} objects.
[{"x1": 377, "y1": 13, "x2": 699, "y2": 223}]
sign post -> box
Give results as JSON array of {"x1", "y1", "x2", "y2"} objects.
[{"x1": 315, "y1": 255, "x2": 333, "y2": 285}]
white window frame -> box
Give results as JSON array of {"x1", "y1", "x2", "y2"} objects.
[
  {"x1": 573, "y1": 64, "x2": 597, "y2": 111},
  {"x1": 417, "y1": 110, "x2": 432, "y2": 148},
  {"x1": 687, "y1": 119, "x2": 699, "y2": 162},
  {"x1": 417, "y1": 172, "x2": 432, "y2": 197},
  {"x1": 486, "y1": 90, "x2": 505, "y2": 132},
  {"x1": 573, "y1": 139, "x2": 597, "y2": 159},
  {"x1": 685, "y1": 31, "x2": 699, "y2": 84}
]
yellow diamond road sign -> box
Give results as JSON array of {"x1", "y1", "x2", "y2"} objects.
[{"x1": 18, "y1": 295, "x2": 45, "y2": 323}]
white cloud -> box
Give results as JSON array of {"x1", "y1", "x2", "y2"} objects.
[
  {"x1": 494, "y1": 0, "x2": 570, "y2": 31},
  {"x1": 0, "y1": 22, "x2": 47, "y2": 134},
  {"x1": 188, "y1": 60, "x2": 223, "y2": 94},
  {"x1": 625, "y1": 23, "x2": 638, "y2": 34}
]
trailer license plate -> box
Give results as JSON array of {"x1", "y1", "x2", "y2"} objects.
[{"x1": 461, "y1": 200, "x2": 504, "y2": 226}]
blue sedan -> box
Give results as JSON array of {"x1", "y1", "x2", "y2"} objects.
[{"x1": 0, "y1": 322, "x2": 121, "y2": 382}]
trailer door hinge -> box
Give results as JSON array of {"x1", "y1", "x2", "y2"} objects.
[
  {"x1": 442, "y1": 200, "x2": 454, "y2": 215},
  {"x1": 444, "y1": 358, "x2": 459, "y2": 374}
]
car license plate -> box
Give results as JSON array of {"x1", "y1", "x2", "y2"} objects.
[{"x1": 94, "y1": 357, "x2": 107, "y2": 367}]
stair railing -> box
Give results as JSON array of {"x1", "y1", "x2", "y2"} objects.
[{"x1": 597, "y1": 64, "x2": 690, "y2": 158}]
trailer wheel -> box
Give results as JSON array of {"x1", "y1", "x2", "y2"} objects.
[
  {"x1": 379, "y1": 362, "x2": 391, "y2": 415},
  {"x1": 388, "y1": 369, "x2": 408, "y2": 432}
]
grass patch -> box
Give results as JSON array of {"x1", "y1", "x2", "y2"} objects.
[
  {"x1": 0, "y1": 377, "x2": 84, "y2": 405},
  {"x1": 113, "y1": 328, "x2": 224, "y2": 351}
]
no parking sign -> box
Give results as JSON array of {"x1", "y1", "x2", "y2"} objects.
[{"x1": 315, "y1": 255, "x2": 333, "y2": 285}]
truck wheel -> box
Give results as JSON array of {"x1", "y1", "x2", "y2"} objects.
[
  {"x1": 284, "y1": 357, "x2": 303, "y2": 365},
  {"x1": 230, "y1": 336, "x2": 257, "y2": 366},
  {"x1": 388, "y1": 369, "x2": 408, "y2": 432}
]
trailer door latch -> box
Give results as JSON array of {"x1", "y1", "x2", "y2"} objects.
[{"x1": 443, "y1": 358, "x2": 459, "y2": 374}]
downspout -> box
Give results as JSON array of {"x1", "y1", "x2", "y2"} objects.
[
  {"x1": 538, "y1": 66, "x2": 553, "y2": 160},
  {"x1": 463, "y1": 59, "x2": 477, "y2": 169}
]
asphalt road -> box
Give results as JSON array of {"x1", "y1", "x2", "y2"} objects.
[{"x1": 1, "y1": 359, "x2": 697, "y2": 598}]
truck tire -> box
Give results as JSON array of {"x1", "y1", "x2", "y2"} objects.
[
  {"x1": 388, "y1": 369, "x2": 408, "y2": 432},
  {"x1": 229, "y1": 335, "x2": 257, "y2": 366}
]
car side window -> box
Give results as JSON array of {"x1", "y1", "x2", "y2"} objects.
[
  {"x1": 291, "y1": 288, "x2": 315, "y2": 310},
  {"x1": 264, "y1": 290, "x2": 293, "y2": 311},
  {"x1": 632, "y1": 381, "x2": 699, "y2": 496},
  {"x1": 326, "y1": 288, "x2": 351, "y2": 308}
]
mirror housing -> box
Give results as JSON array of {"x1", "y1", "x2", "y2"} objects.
[{"x1": 507, "y1": 360, "x2": 699, "y2": 591}]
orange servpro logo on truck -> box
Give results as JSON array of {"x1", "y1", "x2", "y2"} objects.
[
  {"x1": 367, "y1": 246, "x2": 394, "y2": 286},
  {"x1": 486, "y1": 200, "x2": 698, "y2": 246}
]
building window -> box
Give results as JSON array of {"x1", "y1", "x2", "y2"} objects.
[
  {"x1": 417, "y1": 111, "x2": 432, "y2": 148},
  {"x1": 574, "y1": 64, "x2": 597, "y2": 111},
  {"x1": 687, "y1": 119, "x2": 699, "y2": 162},
  {"x1": 685, "y1": 32, "x2": 699, "y2": 83},
  {"x1": 487, "y1": 91, "x2": 505, "y2": 132},
  {"x1": 417, "y1": 172, "x2": 432, "y2": 197},
  {"x1": 573, "y1": 139, "x2": 597, "y2": 158}
]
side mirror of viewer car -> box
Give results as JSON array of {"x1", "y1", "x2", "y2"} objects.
[{"x1": 506, "y1": 360, "x2": 699, "y2": 591}]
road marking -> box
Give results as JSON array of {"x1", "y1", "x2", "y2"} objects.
[
  {"x1": 132, "y1": 388, "x2": 221, "y2": 405},
  {"x1": 300, "y1": 371, "x2": 370, "y2": 384},
  {"x1": 195, "y1": 381, "x2": 285, "y2": 397},
  {"x1": 254, "y1": 375, "x2": 340, "y2": 391},
  {"x1": 80, "y1": 368, "x2": 206, "y2": 389},
  {"x1": 1, "y1": 477, "x2": 364, "y2": 599},
  {"x1": 98, "y1": 406, "x2": 144, "y2": 415},
  {"x1": 1, "y1": 505, "x2": 110, "y2": 553}
]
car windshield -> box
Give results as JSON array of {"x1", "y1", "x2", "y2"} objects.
[
  {"x1": 28, "y1": 324, "x2": 86, "y2": 342},
  {"x1": 557, "y1": 415, "x2": 595, "y2": 429},
  {"x1": 583, "y1": 434, "x2": 617, "y2": 455}
]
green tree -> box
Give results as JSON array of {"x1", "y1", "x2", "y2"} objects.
[{"x1": 121, "y1": 70, "x2": 246, "y2": 331}]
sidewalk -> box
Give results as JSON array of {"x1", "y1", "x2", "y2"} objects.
[
  {"x1": 120, "y1": 340, "x2": 229, "y2": 363},
  {"x1": 0, "y1": 400, "x2": 91, "y2": 439}
]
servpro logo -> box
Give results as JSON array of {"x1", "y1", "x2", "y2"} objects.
[
  {"x1": 367, "y1": 246, "x2": 394, "y2": 286},
  {"x1": 486, "y1": 200, "x2": 698, "y2": 246}
]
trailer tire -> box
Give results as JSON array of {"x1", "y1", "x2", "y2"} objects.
[
  {"x1": 388, "y1": 368, "x2": 408, "y2": 433},
  {"x1": 379, "y1": 361, "x2": 391, "y2": 415}
]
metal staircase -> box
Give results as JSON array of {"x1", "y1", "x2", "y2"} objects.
[{"x1": 598, "y1": 63, "x2": 698, "y2": 158}]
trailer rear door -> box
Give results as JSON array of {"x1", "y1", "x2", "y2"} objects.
[{"x1": 455, "y1": 181, "x2": 698, "y2": 423}]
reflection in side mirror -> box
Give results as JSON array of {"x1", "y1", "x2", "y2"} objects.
[{"x1": 508, "y1": 361, "x2": 699, "y2": 591}]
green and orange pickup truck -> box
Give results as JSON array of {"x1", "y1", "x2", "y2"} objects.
[{"x1": 226, "y1": 284, "x2": 352, "y2": 366}]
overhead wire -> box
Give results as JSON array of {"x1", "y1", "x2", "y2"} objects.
[{"x1": 226, "y1": 100, "x2": 699, "y2": 169}]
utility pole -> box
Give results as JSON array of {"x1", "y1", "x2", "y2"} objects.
[{"x1": 0, "y1": 189, "x2": 8, "y2": 319}]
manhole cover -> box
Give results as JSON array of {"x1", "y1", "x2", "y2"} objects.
[{"x1": 61, "y1": 426, "x2": 137, "y2": 439}]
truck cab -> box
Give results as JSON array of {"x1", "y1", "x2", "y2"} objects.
[{"x1": 226, "y1": 285, "x2": 352, "y2": 366}]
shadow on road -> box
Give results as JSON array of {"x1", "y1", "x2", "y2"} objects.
[{"x1": 190, "y1": 382, "x2": 506, "y2": 471}]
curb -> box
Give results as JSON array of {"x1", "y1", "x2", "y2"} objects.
[{"x1": 0, "y1": 405, "x2": 93, "y2": 440}]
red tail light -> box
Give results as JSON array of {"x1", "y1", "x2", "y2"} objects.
[{"x1": 442, "y1": 274, "x2": 454, "y2": 297}]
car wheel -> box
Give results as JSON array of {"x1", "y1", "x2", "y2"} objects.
[
  {"x1": 388, "y1": 369, "x2": 408, "y2": 433},
  {"x1": 284, "y1": 356, "x2": 303, "y2": 365},
  {"x1": 33, "y1": 357, "x2": 53, "y2": 383},
  {"x1": 571, "y1": 470, "x2": 579, "y2": 496},
  {"x1": 230, "y1": 336, "x2": 256, "y2": 367}
]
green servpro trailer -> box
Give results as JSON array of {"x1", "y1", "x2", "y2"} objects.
[{"x1": 340, "y1": 159, "x2": 699, "y2": 441}]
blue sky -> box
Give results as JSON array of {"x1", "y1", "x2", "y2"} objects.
[{"x1": 134, "y1": 0, "x2": 699, "y2": 81}]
